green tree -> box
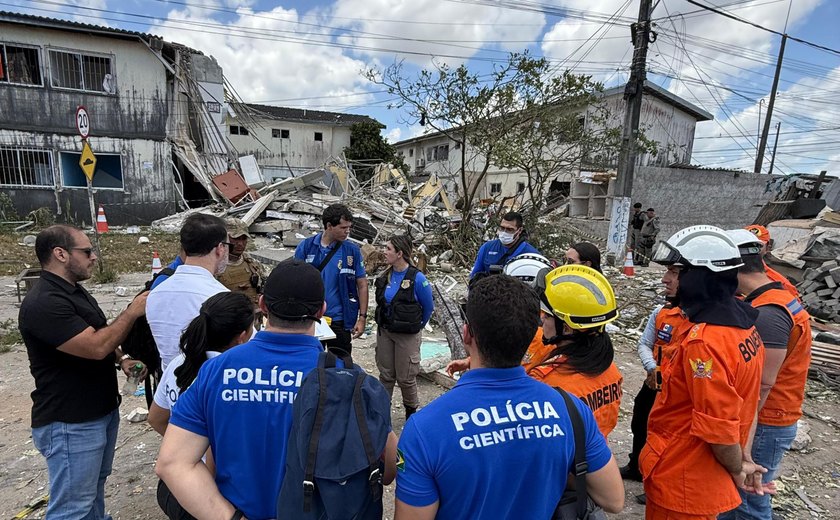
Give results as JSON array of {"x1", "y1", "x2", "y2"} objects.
[{"x1": 343, "y1": 120, "x2": 407, "y2": 182}]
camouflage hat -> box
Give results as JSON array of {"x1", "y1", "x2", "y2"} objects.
[{"x1": 225, "y1": 218, "x2": 250, "y2": 239}]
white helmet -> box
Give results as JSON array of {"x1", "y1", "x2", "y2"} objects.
[
  {"x1": 504, "y1": 254, "x2": 553, "y2": 286},
  {"x1": 725, "y1": 229, "x2": 764, "y2": 257},
  {"x1": 652, "y1": 225, "x2": 742, "y2": 272}
]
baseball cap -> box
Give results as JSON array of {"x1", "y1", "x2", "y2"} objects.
[
  {"x1": 262, "y1": 258, "x2": 324, "y2": 320},
  {"x1": 744, "y1": 224, "x2": 770, "y2": 244},
  {"x1": 225, "y1": 218, "x2": 250, "y2": 239}
]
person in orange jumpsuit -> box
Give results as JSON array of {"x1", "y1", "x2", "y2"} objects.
[
  {"x1": 718, "y1": 230, "x2": 812, "y2": 520},
  {"x1": 530, "y1": 265, "x2": 623, "y2": 439},
  {"x1": 744, "y1": 224, "x2": 799, "y2": 298},
  {"x1": 620, "y1": 264, "x2": 691, "y2": 488},
  {"x1": 641, "y1": 225, "x2": 770, "y2": 520}
]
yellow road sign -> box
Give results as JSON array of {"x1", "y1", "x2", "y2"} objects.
[{"x1": 79, "y1": 140, "x2": 97, "y2": 181}]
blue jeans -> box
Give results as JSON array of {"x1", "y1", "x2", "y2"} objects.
[
  {"x1": 31, "y1": 409, "x2": 120, "y2": 520},
  {"x1": 718, "y1": 422, "x2": 797, "y2": 520}
]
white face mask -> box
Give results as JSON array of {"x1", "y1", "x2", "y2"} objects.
[{"x1": 498, "y1": 230, "x2": 517, "y2": 245}]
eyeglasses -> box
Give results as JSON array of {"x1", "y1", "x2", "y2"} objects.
[
  {"x1": 58, "y1": 246, "x2": 94, "y2": 257},
  {"x1": 221, "y1": 242, "x2": 235, "y2": 249}
]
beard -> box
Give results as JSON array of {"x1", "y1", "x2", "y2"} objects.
[
  {"x1": 216, "y1": 254, "x2": 229, "y2": 275},
  {"x1": 67, "y1": 255, "x2": 92, "y2": 282}
]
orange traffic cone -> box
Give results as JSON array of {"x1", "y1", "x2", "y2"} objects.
[
  {"x1": 623, "y1": 251, "x2": 635, "y2": 277},
  {"x1": 96, "y1": 205, "x2": 109, "y2": 233},
  {"x1": 151, "y1": 251, "x2": 162, "y2": 275}
]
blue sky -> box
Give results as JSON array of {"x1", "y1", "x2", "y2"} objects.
[{"x1": 7, "y1": 0, "x2": 839, "y2": 175}]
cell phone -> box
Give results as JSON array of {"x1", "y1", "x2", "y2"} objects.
[{"x1": 654, "y1": 366, "x2": 662, "y2": 390}]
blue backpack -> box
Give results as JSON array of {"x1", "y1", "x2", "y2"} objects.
[{"x1": 277, "y1": 352, "x2": 392, "y2": 520}]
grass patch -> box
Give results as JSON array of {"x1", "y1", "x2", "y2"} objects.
[
  {"x1": 0, "y1": 318, "x2": 22, "y2": 353},
  {"x1": 0, "y1": 230, "x2": 181, "y2": 277},
  {"x1": 92, "y1": 267, "x2": 119, "y2": 284}
]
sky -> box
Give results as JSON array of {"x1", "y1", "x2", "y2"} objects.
[{"x1": 7, "y1": 0, "x2": 840, "y2": 176}]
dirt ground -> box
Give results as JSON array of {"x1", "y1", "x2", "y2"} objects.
[{"x1": 1, "y1": 266, "x2": 839, "y2": 519}]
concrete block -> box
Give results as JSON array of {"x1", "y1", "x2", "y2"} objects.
[
  {"x1": 826, "y1": 276, "x2": 837, "y2": 289},
  {"x1": 822, "y1": 259, "x2": 839, "y2": 270},
  {"x1": 830, "y1": 267, "x2": 840, "y2": 284},
  {"x1": 833, "y1": 286, "x2": 840, "y2": 299},
  {"x1": 249, "y1": 220, "x2": 298, "y2": 234},
  {"x1": 804, "y1": 268, "x2": 818, "y2": 280},
  {"x1": 802, "y1": 292, "x2": 820, "y2": 304},
  {"x1": 816, "y1": 288, "x2": 834, "y2": 297},
  {"x1": 799, "y1": 281, "x2": 818, "y2": 293},
  {"x1": 126, "y1": 407, "x2": 148, "y2": 423}
]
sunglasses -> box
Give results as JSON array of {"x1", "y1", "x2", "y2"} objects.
[
  {"x1": 221, "y1": 241, "x2": 235, "y2": 249},
  {"x1": 59, "y1": 246, "x2": 94, "y2": 257}
]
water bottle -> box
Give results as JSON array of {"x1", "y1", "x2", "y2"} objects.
[{"x1": 122, "y1": 362, "x2": 144, "y2": 396}]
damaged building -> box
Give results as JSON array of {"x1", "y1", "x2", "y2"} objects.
[
  {"x1": 392, "y1": 81, "x2": 713, "y2": 205},
  {"x1": 0, "y1": 11, "x2": 229, "y2": 225}
]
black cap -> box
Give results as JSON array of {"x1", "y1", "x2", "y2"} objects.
[
  {"x1": 262, "y1": 258, "x2": 324, "y2": 321},
  {"x1": 633, "y1": 202, "x2": 642, "y2": 208}
]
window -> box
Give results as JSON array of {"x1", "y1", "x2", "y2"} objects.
[
  {"x1": 516, "y1": 182, "x2": 525, "y2": 194},
  {"x1": 0, "y1": 44, "x2": 42, "y2": 86},
  {"x1": 490, "y1": 183, "x2": 502, "y2": 196},
  {"x1": 426, "y1": 148, "x2": 433, "y2": 162},
  {"x1": 408, "y1": 149, "x2": 414, "y2": 157},
  {"x1": 434, "y1": 144, "x2": 449, "y2": 161},
  {"x1": 60, "y1": 151, "x2": 123, "y2": 189},
  {"x1": 314, "y1": 132, "x2": 323, "y2": 142},
  {"x1": 272, "y1": 129, "x2": 290, "y2": 139},
  {"x1": 49, "y1": 49, "x2": 113, "y2": 93},
  {"x1": 0, "y1": 147, "x2": 54, "y2": 187},
  {"x1": 230, "y1": 125, "x2": 249, "y2": 135}
]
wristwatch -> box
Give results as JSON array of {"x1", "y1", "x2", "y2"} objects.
[{"x1": 231, "y1": 509, "x2": 244, "y2": 520}]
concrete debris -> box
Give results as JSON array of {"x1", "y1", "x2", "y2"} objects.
[
  {"x1": 126, "y1": 407, "x2": 148, "y2": 423},
  {"x1": 790, "y1": 419, "x2": 812, "y2": 451},
  {"x1": 797, "y1": 260, "x2": 840, "y2": 322}
]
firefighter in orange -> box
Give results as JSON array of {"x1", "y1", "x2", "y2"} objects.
[
  {"x1": 719, "y1": 230, "x2": 812, "y2": 520},
  {"x1": 530, "y1": 265, "x2": 623, "y2": 438},
  {"x1": 641, "y1": 225, "x2": 769, "y2": 520},
  {"x1": 744, "y1": 225, "x2": 799, "y2": 298},
  {"x1": 620, "y1": 263, "x2": 692, "y2": 488}
]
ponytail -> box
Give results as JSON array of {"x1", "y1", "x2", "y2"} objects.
[
  {"x1": 175, "y1": 292, "x2": 254, "y2": 393},
  {"x1": 548, "y1": 330, "x2": 614, "y2": 376}
]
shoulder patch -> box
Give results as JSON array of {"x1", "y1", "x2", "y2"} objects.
[
  {"x1": 689, "y1": 358, "x2": 713, "y2": 379},
  {"x1": 396, "y1": 448, "x2": 405, "y2": 472}
]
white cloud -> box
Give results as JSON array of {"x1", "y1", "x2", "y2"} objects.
[
  {"x1": 385, "y1": 127, "x2": 402, "y2": 143},
  {"x1": 330, "y1": 0, "x2": 546, "y2": 66},
  {"x1": 150, "y1": 5, "x2": 376, "y2": 109}
]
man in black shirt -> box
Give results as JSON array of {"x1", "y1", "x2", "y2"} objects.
[
  {"x1": 19, "y1": 225, "x2": 148, "y2": 520},
  {"x1": 630, "y1": 202, "x2": 648, "y2": 264}
]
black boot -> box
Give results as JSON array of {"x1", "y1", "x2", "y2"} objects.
[{"x1": 405, "y1": 406, "x2": 417, "y2": 421}]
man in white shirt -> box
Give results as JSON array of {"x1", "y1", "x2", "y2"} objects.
[{"x1": 147, "y1": 213, "x2": 230, "y2": 371}]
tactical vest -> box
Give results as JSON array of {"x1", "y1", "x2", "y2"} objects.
[
  {"x1": 218, "y1": 256, "x2": 261, "y2": 305},
  {"x1": 374, "y1": 267, "x2": 423, "y2": 334},
  {"x1": 749, "y1": 284, "x2": 812, "y2": 426}
]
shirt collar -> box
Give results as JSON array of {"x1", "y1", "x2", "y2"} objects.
[
  {"x1": 251, "y1": 330, "x2": 324, "y2": 351},
  {"x1": 175, "y1": 264, "x2": 215, "y2": 276},
  {"x1": 744, "y1": 281, "x2": 785, "y2": 303},
  {"x1": 456, "y1": 366, "x2": 529, "y2": 386},
  {"x1": 40, "y1": 270, "x2": 80, "y2": 294}
]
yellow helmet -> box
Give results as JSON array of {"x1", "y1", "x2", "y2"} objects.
[{"x1": 537, "y1": 265, "x2": 618, "y2": 330}]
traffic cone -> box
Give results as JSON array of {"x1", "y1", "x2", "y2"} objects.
[
  {"x1": 96, "y1": 205, "x2": 109, "y2": 233},
  {"x1": 623, "y1": 251, "x2": 635, "y2": 277},
  {"x1": 151, "y1": 251, "x2": 162, "y2": 275}
]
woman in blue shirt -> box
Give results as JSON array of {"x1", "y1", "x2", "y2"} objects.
[{"x1": 374, "y1": 235, "x2": 434, "y2": 420}]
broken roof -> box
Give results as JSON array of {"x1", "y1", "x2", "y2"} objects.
[
  {"x1": 600, "y1": 81, "x2": 714, "y2": 122},
  {"x1": 0, "y1": 10, "x2": 158, "y2": 41},
  {"x1": 243, "y1": 104, "x2": 382, "y2": 127}
]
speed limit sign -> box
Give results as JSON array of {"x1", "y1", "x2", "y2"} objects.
[{"x1": 76, "y1": 106, "x2": 90, "y2": 139}]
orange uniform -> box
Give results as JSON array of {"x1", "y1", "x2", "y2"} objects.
[
  {"x1": 764, "y1": 263, "x2": 799, "y2": 298},
  {"x1": 653, "y1": 306, "x2": 692, "y2": 372},
  {"x1": 520, "y1": 327, "x2": 549, "y2": 372},
  {"x1": 640, "y1": 322, "x2": 765, "y2": 518},
  {"x1": 748, "y1": 286, "x2": 812, "y2": 426},
  {"x1": 529, "y1": 360, "x2": 623, "y2": 438}
]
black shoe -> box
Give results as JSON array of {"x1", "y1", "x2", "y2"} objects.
[
  {"x1": 635, "y1": 493, "x2": 646, "y2": 505},
  {"x1": 405, "y1": 406, "x2": 417, "y2": 420},
  {"x1": 619, "y1": 465, "x2": 643, "y2": 482}
]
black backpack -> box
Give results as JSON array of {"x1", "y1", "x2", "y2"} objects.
[
  {"x1": 120, "y1": 267, "x2": 174, "y2": 407},
  {"x1": 277, "y1": 352, "x2": 392, "y2": 520}
]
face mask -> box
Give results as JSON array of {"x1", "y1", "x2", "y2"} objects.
[{"x1": 498, "y1": 230, "x2": 516, "y2": 245}]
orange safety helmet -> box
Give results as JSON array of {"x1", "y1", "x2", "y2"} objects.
[{"x1": 744, "y1": 224, "x2": 770, "y2": 244}]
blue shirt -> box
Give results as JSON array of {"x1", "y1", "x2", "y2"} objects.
[
  {"x1": 149, "y1": 256, "x2": 184, "y2": 290},
  {"x1": 383, "y1": 267, "x2": 435, "y2": 325},
  {"x1": 396, "y1": 367, "x2": 611, "y2": 520},
  {"x1": 170, "y1": 331, "x2": 324, "y2": 520},
  {"x1": 294, "y1": 234, "x2": 366, "y2": 321},
  {"x1": 470, "y1": 239, "x2": 539, "y2": 278}
]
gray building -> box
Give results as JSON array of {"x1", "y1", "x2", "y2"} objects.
[{"x1": 0, "y1": 11, "x2": 225, "y2": 225}]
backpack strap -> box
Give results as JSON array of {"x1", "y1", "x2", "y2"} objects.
[
  {"x1": 352, "y1": 371, "x2": 382, "y2": 502},
  {"x1": 556, "y1": 387, "x2": 588, "y2": 520},
  {"x1": 316, "y1": 241, "x2": 342, "y2": 272},
  {"x1": 303, "y1": 352, "x2": 335, "y2": 512}
]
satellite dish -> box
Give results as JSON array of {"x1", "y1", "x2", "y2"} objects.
[{"x1": 102, "y1": 74, "x2": 116, "y2": 94}]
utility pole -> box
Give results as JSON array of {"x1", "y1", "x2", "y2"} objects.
[
  {"x1": 767, "y1": 122, "x2": 781, "y2": 175},
  {"x1": 754, "y1": 34, "x2": 787, "y2": 173},
  {"x1": 606, "y1": 0, "x2": 654, "y2": 265}
]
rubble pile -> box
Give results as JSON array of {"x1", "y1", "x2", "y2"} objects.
[{"x1": 797, "y1": 260, "x2": 840, "y2": 322}]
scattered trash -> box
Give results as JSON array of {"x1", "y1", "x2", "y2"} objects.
[
  {"x1": 114, "y1": 286, "x2": 127, "y2": 297},
  {"x1": 21, "y1": 235, "x2": 36, "y2": 247},
  {"x1": 125, "y1": 225, "x2": 141, "y2": 234},
  {"x1": 137, "y1": 236, "x2": 150, "y2": 244},
  {"x1": 790, "y1": 419, "x2": 812, "y2": 451}
]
